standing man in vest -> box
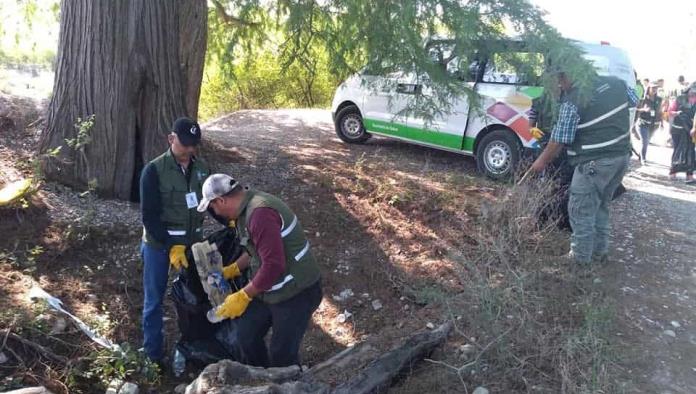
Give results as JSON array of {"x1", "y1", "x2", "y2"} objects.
[
  {"x1": 139, "y1": 117, "x2": 210, "y2": 362},
  {"x1": 196, "y1": 174, "x2": 322, "y2": 367},
  {"x1": 531, "y1": 73, "x2": 638, "y2": 264}
]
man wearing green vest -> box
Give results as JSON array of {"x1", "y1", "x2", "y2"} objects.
[
  {"x1": 531, "y1": 73, "x2": 638, "y2": 264},
  {"x1": 196, "y1": 174, "x2": 322, "y2": 367},
  {"x1": 139, "y1": 117, "x2": 210, "y2": 362}
]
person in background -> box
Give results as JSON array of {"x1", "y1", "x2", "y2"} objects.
[
  {"x1": 668, "y1": 85, "x2": 696, "y2": 183},
  {"x1": 635, "y1": 71, "x2": 645, "y2": 101},
  {"x1": 678, "y1": 75, "x2": 690, "y2": 95},
  {"x1": 636, "y1": 84, "x2": 662, "y2": 164}
]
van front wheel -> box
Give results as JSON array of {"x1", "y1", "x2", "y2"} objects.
[
  {"x1": 335, "y1": 105, "x2": 370, "y2": 143},
  {"x1": 476, "y1": 130, "x2": 521, "y2": 180}
]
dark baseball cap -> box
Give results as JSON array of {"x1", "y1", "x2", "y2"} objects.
[{"x1": 172, "y1": 117, "x2": 202, "y2": 146}]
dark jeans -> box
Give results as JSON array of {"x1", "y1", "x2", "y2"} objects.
[
  {"x1": 141, "y1": 242, "x2": 170, "y2": 360},
  {"x1": 638, "y1": 123, "x2": 651, "y2": 161},
  {"x1": 235, "y1": 280, "x2": 322, "y2": 367}
]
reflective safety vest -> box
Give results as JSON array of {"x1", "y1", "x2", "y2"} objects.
[
  {"x1": 143, "y1": 149, "x2": 210, "y2": 248},
  {"x1": 237, "y1": 190, "x2": 321, "y2": 304},
  {"x1": 567, "y1": 76, "x2": 632, "y2": 166}
]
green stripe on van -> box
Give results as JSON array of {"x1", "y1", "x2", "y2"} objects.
[{"x1": 364, "y1": 118, "x2": 474, "y2": 151}]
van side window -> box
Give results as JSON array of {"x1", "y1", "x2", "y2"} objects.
[
  {"x1": 446, "y1": 56, "x2": 481, "y2": 82},
  {"x1": 482, "y1": 52, "x2": 543, "y2": 86}
]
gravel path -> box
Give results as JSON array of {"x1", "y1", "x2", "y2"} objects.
[{"x1": 608, "y1": 133, "x2": 696, "y2": 393}]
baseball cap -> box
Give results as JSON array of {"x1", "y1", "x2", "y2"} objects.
[
  {"x1": 173, "y1": 117, "x2": 202, "y2": 146},
  {"x1": 197, "y1": 173, "x2": 239, "y2": 212}
]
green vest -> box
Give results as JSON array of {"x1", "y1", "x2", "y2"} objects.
[
  {"x1": 567, "y1": 77, "x2": 631, "y2": 166},
  {"x1": 237, "y1": 190, "x2": 321, "y2": 304},
  {"x1": 142, "y1": 149, "x2": 210, "y2": 248}
]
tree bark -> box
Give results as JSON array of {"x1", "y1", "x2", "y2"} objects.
[{"x1": 38, "y1": 0, "x2": 207, "y2": 200}]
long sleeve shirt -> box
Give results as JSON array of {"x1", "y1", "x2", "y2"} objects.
[{"x1": 247, "y1": 207, "x2": 286, "y2": 292}]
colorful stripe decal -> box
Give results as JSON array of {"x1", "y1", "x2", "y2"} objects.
[{"x1": 364, "y1": 118, "x2": 474, "y2": 151}]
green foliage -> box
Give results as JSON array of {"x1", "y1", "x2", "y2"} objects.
[
  {"x1": 82, "y1": 344, "x2": 160, "y2": 388},
  {"x1": 0, "y1": 0, "x2": 59, "y2": 67},
  {"x1": 200, "y1": 4, "x2": 342, "y2": 120},
  {"x1": 66, "y1": 115, "x2": 96, "y2": 152},
  {"x1": 202, "y1": 0, "x2": 596, "y2": 120}
]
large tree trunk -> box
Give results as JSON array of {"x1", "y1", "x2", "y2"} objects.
[{"x1": 38, "y1": 0, "x2": 207, "y2": 200}]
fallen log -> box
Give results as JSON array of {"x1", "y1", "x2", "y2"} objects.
[
  {"x1": 185, "y1": 322, "x2": 452, "y2": 394},
  {"x1": 331, "y1": 322, "x2": 452, "y2": 394}
]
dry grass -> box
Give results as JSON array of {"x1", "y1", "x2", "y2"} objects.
[{"x1": 399, "y1": 172, "x2": 620, "y2": 394}]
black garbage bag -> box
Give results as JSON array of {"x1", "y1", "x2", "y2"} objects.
[{"x1": 170, "y1": 226, "x2": 247, "y2": 366}]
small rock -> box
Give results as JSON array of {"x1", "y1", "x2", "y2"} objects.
[
  {"x1": 403, "y1": 304, "x2": 409, "y2": 311},
  {"x1": 0, "y1": 351, "x2": 8, "y2": 364},
  {"x1": 671, "y1": 321, "x2": 681, "y2": 328},
  {"x1": 458, "y1": 344, "x2": 475, "y2": 355},
  {"x1": 337, "y1": 310, "x2": 353, "y2": 323},
  {"x1": 472, "y1": 387, "x2": 489, "y2": 394},
  {"x1": 315, "y1": 232, "x2": 321, "y2": 237},
  {"x1": 399, "y1": 296, "x2": 406, "y2": 301},
  {"x1": 118, "y1": 382, "x2": 139, "y2": 394},
  {"x1": 593, "y1": 278, "x2": 602, "y2": 284},
  {"x1": 371, "y1": 299, "x2": 383, "y2": 311},
  {"x1": 361, "y1": 293, "x2": 370, "y2": 298},
  {"x1": 333, "y1": 289, "x2": 354, "y2": 302},
  {"x1": 426, "y1": 322, "x2": 435, "y2": 330},
  {"x1": 664, "y1": 330, "x2": 677, "y2": 338},
  {"x1": 105, "y1": 378, "x2": 124, "y2": 394}
]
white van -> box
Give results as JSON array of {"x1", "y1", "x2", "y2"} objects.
[{"x1": 331, "y1": 40, "x2": 635, "y2": 179}]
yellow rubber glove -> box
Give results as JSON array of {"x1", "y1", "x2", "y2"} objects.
[
  {"x1": 222, "y1": 262, "x2": 241, "y2": 280},
  {"x1": 169, "y1": 245, "x2": 189, "y2": 270},
  {"x1": 216, "y1": 289, "x2": 251, "y2": 319},
  {"x1": 530, "y1": 127, "x2": 545, "y2": 140}
]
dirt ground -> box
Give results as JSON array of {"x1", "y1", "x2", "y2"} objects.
[
  {"x1": 599, "y1": 134, "x2": 696, "y2": 394},
  {"x1": 2, "y1": 105, "x2": 696, "y2": 393}
]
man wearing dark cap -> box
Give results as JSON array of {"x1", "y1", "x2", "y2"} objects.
[
  {"x1": 196, "y1": 173, "x2": 322, "y2": 368},
  {"x1": 139, "y1": 117, "x2": 210, "y2": 362}
]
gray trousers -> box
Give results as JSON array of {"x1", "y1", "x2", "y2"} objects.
[{"x1": 568, "y1": 155, "x2": 630, "y2": 263}]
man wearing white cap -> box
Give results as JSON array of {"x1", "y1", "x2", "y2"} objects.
[{"x1": 197, "y1": 174, "x2": 322, "y2": 367}]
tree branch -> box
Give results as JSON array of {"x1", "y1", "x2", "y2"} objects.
[{"x1": 211, "y1": 0, "x2": 259, "y2": 27}]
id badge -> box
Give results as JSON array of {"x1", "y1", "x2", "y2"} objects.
[
  {"x1": 185, "y1": 192, "x2": 199, "y2": 209},
  {"x1": 650, "y1": 110, "x2": 655, "y2": 117}
]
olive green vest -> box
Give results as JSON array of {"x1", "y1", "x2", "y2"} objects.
[
  {"x1": 142, "y1": 149, "x2": 210, "y2": 248},
  {"x1": 567, "y1": 77, "x2": 631, "y2": 166},
  {"x1": 237, "y1": 190, "x2": 321, "y2": 304}
]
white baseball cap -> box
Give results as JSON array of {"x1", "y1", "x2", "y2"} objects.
[{"x1": 197, "y1": 173, "x2": 239, "y2": 212}]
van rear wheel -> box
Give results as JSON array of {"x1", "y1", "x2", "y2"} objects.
[
  {"x1": 476, "y1": 130, "x2": 521, "y2": 180},
  {"x1": 335, "y1": 105, "x2": 370, "y2": 143}
]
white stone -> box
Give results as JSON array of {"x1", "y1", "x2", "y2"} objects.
[
  {"x1": 118, "y1": 382, "x2": 139, "y2": 394},
  {"x1": 671, "y1": 321, "x2": 681, "y2": 328},
  {"x1": 105, "y1": 378, "x2": 124, "y2": 394},
  {"x1": 472, "y1": 387, "x2": 489, "y2": 394},
  {"x1": 426, "y1": 322, "x2": 435, "y2": 330},
  {"x1": 371, "y1": 300, "x2": 383, "y2": 311},
  {"x1": 664, "y1": 330, "x2": 677, "y2": 338},
  {"x1": 459, "y1": 344, "x2": 475, "y2": 355}
]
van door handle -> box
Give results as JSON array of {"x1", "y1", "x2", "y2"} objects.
[{"x1": 396, "y1": 83, "x2": 421, "y2": 94}]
